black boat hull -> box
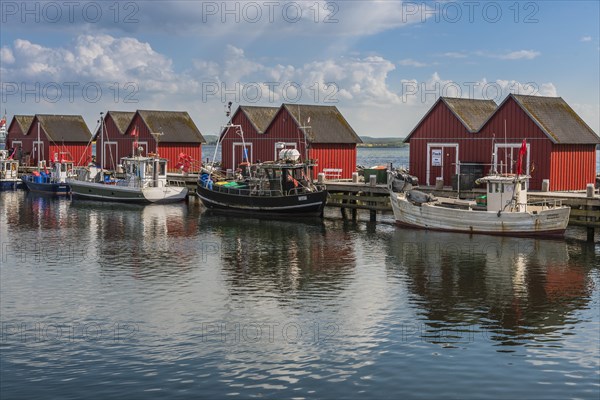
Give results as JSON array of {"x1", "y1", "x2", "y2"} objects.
[{"x1": 196, "y1": 185, "x2": 327, "y2": 217}]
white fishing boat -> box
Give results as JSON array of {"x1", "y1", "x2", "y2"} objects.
[
  {"x1": 0, "y1": 149, "x2": 20, "y2": 190},
  {"x1": 68, "y1": 153, "x2": 188, "y2": 203},
  {"x1": 388, "y1": 170, "x2": 570, "y2": 237}
]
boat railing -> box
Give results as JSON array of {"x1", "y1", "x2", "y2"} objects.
[{"x1": 527, "y1": 199, "x2": 563, "y2": 209}]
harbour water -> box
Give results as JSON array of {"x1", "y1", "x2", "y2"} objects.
[{"x1": 1, "y1": 183, "x2": 599, "y2": 399}]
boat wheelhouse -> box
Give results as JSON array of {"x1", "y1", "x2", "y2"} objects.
[{"x1": 0, "y1": 150, "x2": 20, "y2": 190}]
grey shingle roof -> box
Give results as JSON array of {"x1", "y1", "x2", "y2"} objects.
[
  {"x1": 135, "y1": 110, "x2": 205, "y2": 143},
  {"x1": 441, "y1": 97, "x2": 498, "y2": 132},
  {"x1": 239, "y1": 106, "x2": 279, "y2": 134},
  {"x1": 108, "y1": 111, "x2": 135, "y2": 134},
  {"x1": 33, "y1": 114, "x2": 92, "y2": 142},
  {"x1": 509, "y1": 94, "x2": 600, "y2": 144},
  {"x1": 279, "y1": 104, "x2": 362, "y2": 144},
  {"x1": 13, "y1": 115, "x2": 34, "y2": 134},
  {"x1": 404, "y1": 97, "x2": 498, "y2": 142}
]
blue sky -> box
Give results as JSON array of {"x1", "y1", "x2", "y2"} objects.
[{"x1": 1, "y1": 0, "x2": 598, "y2": 137}]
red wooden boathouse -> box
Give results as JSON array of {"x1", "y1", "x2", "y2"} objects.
[
  {"x1": 6, "y1": 115, "x2": 34, "y2": 164},
  {"x1": 405, "y1": 94, "x2": 599, "y2": 191},
  {"x1": 221, "y1": 104, "x2": 362, "y2": 179},
  {"x1": 97, "y1": 110, "x2": 205, "y2": 172},
  {"x1": 12, "y1": 114, "x2": 92, "y2": 166}
]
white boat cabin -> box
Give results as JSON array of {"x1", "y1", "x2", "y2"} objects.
[
  {"x1": 121, "y1": 156, "x2": 168, "y2": 188},
  {"x1": 478, "y1": 175, "x2": 528, "y2": 212},
  {"x1": 52, "y1": 160, "x2": 74, "y2": 183},
  {"x1": 0, "y1": 150, "x2": 19, "y2": 181}
]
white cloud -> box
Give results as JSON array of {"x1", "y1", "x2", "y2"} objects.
[
  {"x1": 443, "y1": 52, "x2": 467, "y2": 59},
  {"x1": 496, "y1": 50, "x2": 541, "y2": 60},
  {"x1": 580, "y1": 36, "x2": 592, "y2": 42},
  {"x1": 0, "y1": 47, "x2": 15, "y2": 64},
  {"x1": 399, "y1": 59, "x2": 428, "y2": 67},
  {"x1": 399, "y1": 73, "x2": 558, "y2": 107}
]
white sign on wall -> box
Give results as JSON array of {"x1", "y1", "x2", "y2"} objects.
[{"x1": 431, "y1": 149, "x2": 442, "y2": 166}]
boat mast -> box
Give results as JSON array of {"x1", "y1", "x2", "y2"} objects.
[
  {"x1": 37, "y1": 121, "x2": 41, "y2": 170},
  {"x1": 100, "y1": 112, "x2": 104, "y2": 169}
]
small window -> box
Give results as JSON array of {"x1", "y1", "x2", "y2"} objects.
[
  {"x1": 521, "y1": 182, "x2": 525, "y2": 190},
  {"x1": 159, "y1": 161, "x2": 166, "y2": 176}
]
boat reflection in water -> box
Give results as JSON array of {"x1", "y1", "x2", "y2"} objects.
[
  {"x1": 200, "y1": 215, "x2": 357, "y2": 297},
  {"x1": 66, "y1": 200, "x2": 201, "y2": 279},
  {"x1": 385, "y1": 228, "x2": 596, "y2": 348}
]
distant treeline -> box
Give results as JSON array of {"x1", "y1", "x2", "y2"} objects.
[
  {"x1": 203, "y1": 135, "x2": 408, "y2": 147},
  {"x1": 358, "y1": 136, "x2": 407, "y2": 148}
]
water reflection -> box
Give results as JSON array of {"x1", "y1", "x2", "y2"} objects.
[
  {"x1": 385, "y1": 228, "x2": 598, "y2": 346},
  {"x1": 200, "y1": 215, "x2": 357, "y2": 299},
  {"x1": 65, "y1": 200, "x2": 202, "y2": 280}
]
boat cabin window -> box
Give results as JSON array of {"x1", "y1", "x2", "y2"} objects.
[
  {"x1": 159, "y1": 161, "x2": 166, "y2": 176},
  {"x1": 521, "y1": 181, "x2": 526, "y2": 190}
]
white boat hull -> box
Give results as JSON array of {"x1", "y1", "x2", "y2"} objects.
[
  {"x1": 68, "y1": 180, "x2": 188, "y2": 204},
  {"x1": 390, "y1": 192, "x2": 570, "y2": 237}
]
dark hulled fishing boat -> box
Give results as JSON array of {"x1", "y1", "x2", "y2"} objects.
[{"x1": 197, "y1": 153, "x2": 327, "y2": 216}]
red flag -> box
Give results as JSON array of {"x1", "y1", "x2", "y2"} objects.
[
  {"x1": 516, "y1": 139, "x2": 527, "y2": 175},
  {"x1": 131, "y1": 126, "x2": 138, "y2": 137}
]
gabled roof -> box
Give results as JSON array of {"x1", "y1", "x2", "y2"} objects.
[
  {"x1": 107, "y1": 111, "x2": 135, "y2": 134},
  {"x1": 32, "y1": 114, "x2": 92, "y2": 142},
  {"x1": 238, "y1": 106, "x2": 279, "y2": 134},
  {"x1": 404, "y1": 97, "x2": 497, "y2": 142},
  {"x1": 269, "y1": 104, "x2": 362, "y2": 144},
  {"x1": 133, "y1": 110, "x2": 205, "y2": 143},
  {"x1": 8, "y1": 115, "x2": 34, "y2": 135},
  {"x1": 441, "y1": 97, "x2": 498, "y2": 132},
  {"x1": 494, "y1": 94, "x2": 600, "y2": 144}
]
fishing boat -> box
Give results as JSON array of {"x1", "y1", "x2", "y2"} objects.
[
  {"x1": 388, "y1": 169, "x2": 570, "y2": 237},
  {"x1": 67, "y1": 152, "x2": 188, "y2": 203},
  {"x1": 197, "y1": 103, "x2": 327, "y2": 216},
  {"x1": 21, "y1": 158, "x2": 74, "y2": 195},
  {"x1": 0, "y1": 149, "x2": 20, "y2": 190},
  {"x1": 197, "y1": 151, "x2": 327, "y2": 216}
]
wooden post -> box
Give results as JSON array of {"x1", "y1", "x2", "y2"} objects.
[
  {"x1": 541, "y1": 179, "x2": 550, "y2": 192},
  {"x1": 587, "y1": 227, "x2": 595, "y2": 242},
  {"x1": 370, "y1": 209, "x2": 376, "y2": 222},
  {"x1": 352, "y1": 172, "x2": 359, "y2": 183},
  {"x1": 369, "y1": 175, "x2": 376, "y2": 187}
]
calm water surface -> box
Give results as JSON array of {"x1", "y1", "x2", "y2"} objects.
[{"x1": 1, "y1": 189, "x2": 598, "y2": 399}]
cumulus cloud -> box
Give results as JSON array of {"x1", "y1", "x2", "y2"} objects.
[
  {"x1": 398, "y1": 59, "x2": 428, "y2": 67},
  {"x1": 496, "y1": 50, "x2": 541, "y2": 60},
  {"x1": 399, "y1": 73, "x2": 558, "y2": 106}
]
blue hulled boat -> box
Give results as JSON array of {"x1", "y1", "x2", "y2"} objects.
[{"x1": 21, "y1": 159, "x2": 74, "y2": 195}]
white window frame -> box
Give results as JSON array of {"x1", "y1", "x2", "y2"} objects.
[
  {"x1": 494, "y1": 143, "x2": 530, "y2": 175},
  {"x1": 103, "y1": 141, "x2": 118, "y2": 168},
  {"x1": 33, "y1": 140, "x2": 44, "y2": 163},
  {"x1": 133, "y1": 140, "x2": 149, "y2": 156},
  {"x1": 233, "y1": 142, "x2": 253, "y2": 168},
  {"x1": 426, "y1": 143, "x2": 459, "y2": 185}
]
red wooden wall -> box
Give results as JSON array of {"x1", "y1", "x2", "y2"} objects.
[
  {"x1": 221, "y1": 108, "x2": 357, "y2": 179},
  {"x1": 407, "y1": 97, "x2": 596, "y2": 190},
  {"x1": 98, "y1": 113, "x2": 202, "y2": 172},
  {"x1": 549, "y1": 145, "x2": 596, "y2": 191}
]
